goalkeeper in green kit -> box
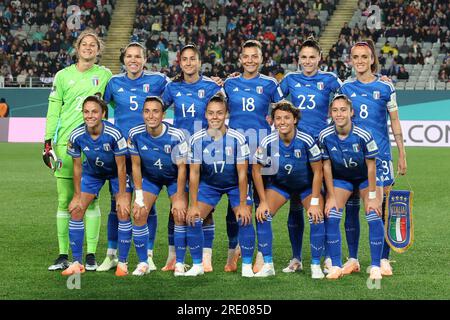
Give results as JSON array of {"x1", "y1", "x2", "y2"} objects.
[{"x1": 44, "y1": 30, "x2": 112, "y2": 271}]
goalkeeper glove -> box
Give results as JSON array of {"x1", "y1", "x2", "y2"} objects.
[{"x1": 42, "y1": 139, "x2": 61, "y2": 171}]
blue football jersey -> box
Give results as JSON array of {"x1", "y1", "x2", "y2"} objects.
[
  {"x1": 127, "y1": 122, "x2": 188, "y2": 185},
  {"x1": 224, "y1": 74, "x2": 284, "y2": 138},
  {"x1": 254, "y1": 129, "x2": 322, "y2": 193},
  {"x1": 189, "y1": 128, "x2": 250, "y2": 189},
  {"x1": 319, "y1": 124, "x2": 379, "y2": 182},
  {"x1": 162, "y1": 76, "x2": 223, "y2": 135},
  {"x1": 67, "y1": 121, "x2": 128, "y2": 178},
  {"x1": 340, "y1": 77, "x2": 397, "y2": 160},
  {"x1": 280, "y1": 70, "x2": 342, "y2": 137},
  {"x1": 104, "y1": 71, "x2": 170, "y2": 136}
]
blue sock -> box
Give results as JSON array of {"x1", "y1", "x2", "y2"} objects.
[
  {"x1": 187, "y1": 219, "x2": 204, "y2": 264},
  {"x1": 381, "y1": 194, "x2": 390, "y2": 259},
  {"x1": 133, "y1": 225, "x2": 149, "y2": 263},
  {"x1": 202, "y1": 222, "x2": 215, "y2": 250},
  {"x1": 147, "y1": 211, "x2": 157, "y2": 251},
  {"x1": 309, "y1": 218, "x2": 325, "y2": 265},
  {"x1": 345, "y1": 195, "x2": 360, "y2": 259},
  {"x1": 325, "y1": 208, "x2": 343, "y2": 267},
  {"x1": 107, "y1": 199, "x2": 118, "y2": 250},
  {"x1": 238, "y1": 219, "x2": 256, "y2": 264},
  {"x1": 168, "y1": 213, "x2": 175, "y2": 246},
  {"x1": 69, "y1": 219, "x2": 84, "y2": 263},
  {"x1": 118, "y1": 220, "x2": 132, "y2": 263},
  {"x1": 174, "y1": 225, "x2": 187, "y2": 264},
  {"x1": 226, "y1": 201, "x2": 239, "y2": 249},
  {"x1": 366, "y1": 211, "x2": 384, "y2": 267},
  {"x1": 256, "y1": 212, "x2": 273, "y2": 263},
  {"x1": 287, "y1": 200, "x2": 304, "y2": 260}
]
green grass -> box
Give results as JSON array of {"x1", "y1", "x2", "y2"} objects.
[{"x1": 1, "y1": 142, "x2": 449, "y2": 300}]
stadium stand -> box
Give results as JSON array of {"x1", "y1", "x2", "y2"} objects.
[
  {"x1": 328, "y1": 0, "x2": 450, "y2": 89},
  {"x1": 0, "y1": 0, "x2": 116, "y2": 87}
]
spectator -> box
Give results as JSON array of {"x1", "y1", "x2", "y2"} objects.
[
  {"x1": 17, "y1": 69, "x2": 28, "y2": 86},
  {"x1": 397, "y1": 65, "x2": 409, "y2": 80},
  {"x1": 424, "y1": 50, "x2": 435, "y2": 65},
  {"x1": 438, "y1": 69, "x2": 448, "y2": 82},
  {"x1": 404, "y1": 52, "x2": 417, "y2": 65}
]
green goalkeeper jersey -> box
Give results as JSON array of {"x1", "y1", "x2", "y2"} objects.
[{"x1": 45, "y1": 64, "x2": 112, "y2": 145}]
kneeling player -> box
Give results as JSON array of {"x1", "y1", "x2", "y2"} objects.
[
  {"x1": 63, "y1": 95, "x2": 129, "y2": 275},
  {"x1": 125, "y1": 96, "x2": 189, "y2": 276},
  {"x1": 253, "y1": 101, "x2": 325, "y2": 278},
  {"x1": 186, "y1": 93, "x2": 255, "y2": 277},
  {"x1": 319, "y1": 94, "x2": 384, "y2": 280}
]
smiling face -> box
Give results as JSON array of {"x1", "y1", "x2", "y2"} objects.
[
  {"x1": 77, "y1": 35, "x2": 99, "y2": 62},
  {"x1": 206, "y1": 101, "x2": 227, "y2": 131},
  {"x1": 273, "y1": 109, "x2": 297, "y2": 136},
  {"x1": 83, "y1": 100, "x2": 104, "y2": 129},
  {"x1": 330, "y1": 98, "x2": 353, "y2": 128},
  {"x1": 180, "y1": 48, "x2": 200, "y2": 77},
  {"x1": 240, "y1": 45, "x2": 263, "y2": 76},
  {"x1": 299, "y1": 46, "x2": 320, "y2": 76},
  {"x1": 143, "y1": 100, "x2": 164, "y2": 130},
  {"x1": 124, "y1": 45, "x2": 145, "y2": 78},
  {"x1": 351, "y1": 45, "x2": 374, "y2": 75}
]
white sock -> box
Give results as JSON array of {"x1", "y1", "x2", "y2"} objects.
[
  {"x1": 107, "y1": 248, "x2": 117, "y2": 257},
  {"x1": 147, "y1": 249, "x2": 153, "y2": 257},
  {"x1": 203, "y1": 247, "x2": 212, "y2": 256}
]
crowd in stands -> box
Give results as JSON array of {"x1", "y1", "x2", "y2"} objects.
[
  {"x1": 133, "y1": 0, "x2": 336, "y2": 81},
  {"x1": 0, "y1": 0, "x2": 115, "y2": 87},
  {"x1": 1, "y1": 0, "x2": 449, "y2": 87},
  {"x1": 326, "y1": 0, "x2": 450, "y2": 82}
]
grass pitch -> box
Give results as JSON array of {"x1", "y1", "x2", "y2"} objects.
[{"x1": 0, "y1": 143, "x2": 449, "y2": 300}]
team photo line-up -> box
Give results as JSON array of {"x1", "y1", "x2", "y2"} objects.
[{"x1": 42, "y1": 28, "x2": 407, "y2": 280}]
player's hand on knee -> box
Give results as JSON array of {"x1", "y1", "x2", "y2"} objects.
[
  {"x1": 308, "y1": 205, "x2": 323, "y2": 224},
  {"x1": 237, "y1": 205, "x2": 251, "y2": 226},
  {"x1": 116, "y1": 193, "x2": 130, "y2": 217},
  {"x1": 256, "y1": 202, "x2": 270, "y2": 223},
  {"x1": 187, "y1": 206, "x2": 201, "y2": 226},
  {"x1": 324, "y1": 197, "x2": 337, "y2": 217},
  {"x1": 42, "y1": 139, "x2": 59, "y2": 170},
  {"x1": 172, "y1": 200, "x2": 187, "y2": 223},
  {"x1": 367, "y1": 199, "x2": 382, "y2": 217}
]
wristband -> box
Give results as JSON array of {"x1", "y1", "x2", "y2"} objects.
[
  {"x1": 310, "y1": 197, "x2": 319, "y2": 206},
  {"x1": 368, "y1": 191, "x2": 377, "y2": 200},
  {"x1": 135, "y1": 189, "x2": 145, "y2": 207}
]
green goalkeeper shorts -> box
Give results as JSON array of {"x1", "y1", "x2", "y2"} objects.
[{"x1": 54, "y1": 144, "x2": 74, "y2": 179}]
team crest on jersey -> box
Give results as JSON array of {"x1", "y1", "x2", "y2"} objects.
[
  {"x1": 164, "y1": 144, "x2": 172, "y2": 153},
  {"x1": 92, "y1": 76, "x2": 99, "y2": 86},
  {"x1": 317, "y1": 82, "x2": 324, "y2": 90},
  {"x1": 373, "y1": 91, "x2": 380, "y2": 100},
  {"x1": 352, "y1": 143, "x2": 360, "y2": 152},
  {"x1": 225, "y1": 146, "x2": 233, "y2": 156},
  {"x1": 198, "y1": 89, "x2": 205, "y2": 98},
  {"x1": 143, "y1": 84, "x2": 150, "y2": 93},
  {"x1": 294, "y1": 149, "x2": 302, "y2": 158},
  {"x1": 256, "y1": 86, "x2": 263, "y2": 94},
  {"x1": 103, "y1": 143, "x2": 111, "y2": 151}
]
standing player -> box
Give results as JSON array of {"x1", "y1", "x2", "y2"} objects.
[
  {"x1": 186, "y1": 93, "x2": 255, "y2": 277},
  {"x1": 319, "y1": 94, "x2": 384, "y2": 280},
  {"x1": 223, "y1": 39, "x2": 284, "y2": 273},
  {"x1": 252, "y1": 101, "x2": 326, "y2": 278},
  {"x1": 162, "y1": 44, "x2": 223, "y2": 272},
  {"x1": 123, "y1": 96, "x2": 188, "y2": 276},
  {"x1": 44, "y1": 30, "x2": 112, "y2": 271},
  {"x1": 279, "y1": 38, "x2": 342, "y2": 273},
  {"x1": 62, "y1": 95, "x2": 128, "y2": 275},
  {"x1": 98, "y1": 42, "x2": 170, "y2": 272},
  {"x1": 340, "y1": 40, "x2": 407, "y2": 276}
]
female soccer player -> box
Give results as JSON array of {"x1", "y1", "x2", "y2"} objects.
[
  {"x1": 62, "y1": 95, "x2": 128, "y2": 275},
  {"x1": 98, "y1": 42, "x2": 170, "y2": 272},
  {"x1": 340, "y1": 40, "x2": 407, "y2": 276},
  {"x1": 123, "y1": 96, "x2": 188, "y2": 276},
  {"x1": 252, "y1": 100, "x2": 325, "y2": 278},
  {"x1": 44, "y1": 30, "x2": 112, "y2": 271},
  {"x1": 223, "y1": 39, "x2": 284, "y2": 273},
  {"x1": 185, "y1": 93, "x2": 255, "y2": 277},
  {"x1": 279, "y1": 37, "x2": 342, "y2": 274},
  {"x1": 319, "y1": 94, "x2": 384, "y2": 280},
  {"x1": 163, "y1": 44, "x2": 224, "y2": 272}
]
